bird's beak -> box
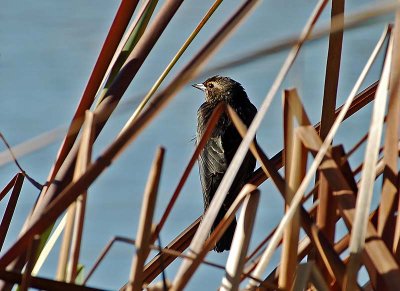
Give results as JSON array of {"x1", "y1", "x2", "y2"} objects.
[{"x1": 192, "y1": 83, "x2": 206, "y2": 92}]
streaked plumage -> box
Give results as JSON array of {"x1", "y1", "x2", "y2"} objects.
[{"x1": 194, "y1": 76, "x2": 257, "y2": 252}]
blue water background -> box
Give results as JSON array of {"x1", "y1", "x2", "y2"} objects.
[{"x1": 0, "y1": 0, "x2": 392, "y2": 289}]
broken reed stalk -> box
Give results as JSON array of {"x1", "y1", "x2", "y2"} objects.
[
  {"x1": 315, "y1": 0, "x2": 344, "y2": 275},
  {"x1": 345, "y1": 34, "x2": 394, "y2": 290},
  {"x1": 127, "y1": 147, "x2": 164, "y2": 291},
  {"x1": 220, "y1": 190, "x2": 260, "y2": 291},
  {"x1": 279, "y1": 89, "x2": 308, "y2": 289},
  {"x1": 84, "y1": 236, "x2": 137, "y2": 285}
]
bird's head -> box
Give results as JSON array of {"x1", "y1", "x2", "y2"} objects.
[{"x1": 192, "y1": 75, "x2": 246, "y2": 103}]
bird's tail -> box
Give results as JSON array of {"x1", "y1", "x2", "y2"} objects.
[{"x1": 211, "y1": 210, "x2": 237, "y2": 252}]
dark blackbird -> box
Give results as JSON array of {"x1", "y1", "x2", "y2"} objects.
[{"x1": 193, "y1": 76, "x2": 257, "y2": 252}]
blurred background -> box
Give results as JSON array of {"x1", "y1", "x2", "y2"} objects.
[{"x1": 0, "y1": 0, "x2": 392, "y2": 289}]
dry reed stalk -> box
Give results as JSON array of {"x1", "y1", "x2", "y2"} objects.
[
  {"x1": 346, "y1": 34, "x2": 394, "y2": 290},
  {"x1": 57, "y1": 111, "x2": 94, "y2": 281},
  {"x1": 95, "y1": 0, "x2": 159, "y2": 108},
  {"x1": 279, "y1": 89, "x2": 308, "y2": 289},
  {"x1": 381, "y1": 0, "x2": 400, "y2": 253},
  {"x1": 0, "y1": 270, "x2": 104, "y2": 291},
  {"x1": 20, "y1": 235, "x2": 40, "y2": 291},
  {"x1": 120, "y1": 0, "x2": 224, "y2": 130},
  {"x1": 292, "y1": 261, "x2": 314, "y2": 291},
  {"x1": 68, "y1": 111, "x2": 95, "y2": 282},
  {"x1": 315, "y1": 1, "x2": 344, "y2": 276},
  {"x1": 261, "y1": 231, "x2": 348, "y2": 289},
  {"x1": 93, "y1": 0, "x2": 185, "y2": 134},
  {"x1": 175, "y1": 2, "x2": 327, "y2": 286},
  {"x1": 220, "y1": 190, "x2": 260, "y2": 291},
  {"x1": 0, "y1": 134, "x2": 41, "y2": 190},
  {"x1": 0, "y1": 127, "x2": 66, "y2": 168},
  {"x1": 243, "y1": 203, "x2": 317, "y2": 277},
  {"x1": 310, "y1": 264, "x2": 330, "y2": 291},
  {"x1": 351, "y1": 144, "x2": 385, "y2": 177},
  {"x1": 32, "y1": 213, "x2": 67, "y2": 276},
  {"x1": 116, "y1": 241, "x2": 270, "y2": 287},
  {"x1": 0, "y1": 174, "x2": 24, "y2": 251},
  {"x1": 84, "y1": 236, "x2": 135, "y2": 285},
  {"x1": 143, "y1": 217, "x2": 200, "y2": 285},
  {"x1": 95, "y1": 235, "x2": 244, "y2": 289},
  {"x1": 127, "y1": 147, "x2": 164, "y2": 291},
  {"x1": 56, "y1": 199, "x2": 76, "y2": 280},
  {"x1": 279, "y1": 129, "x2": 305, "y2": 289},
  {"x1": 0, "y1": 174, "x2": 17, "y2": 202}
]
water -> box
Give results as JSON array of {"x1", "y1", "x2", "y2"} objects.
[{"x1": 0, "y1": 0, "x2": 392, "y2": 289}]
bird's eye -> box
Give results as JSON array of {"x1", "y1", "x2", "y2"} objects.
[{"x1": 208, "y1": 83, "x2": 214, "y2": 89}]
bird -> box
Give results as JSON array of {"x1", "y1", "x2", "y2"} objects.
[{"x1": 193, "y1": 75, "x2": 257, "y2": 252}]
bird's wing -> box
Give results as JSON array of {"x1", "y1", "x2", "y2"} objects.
[
  {"x1": 197, "y1": 102, "x2": 228, "y2": 208},
  {"x1": 198, "y1": 136, "x2": 227, "y2": 209}
]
